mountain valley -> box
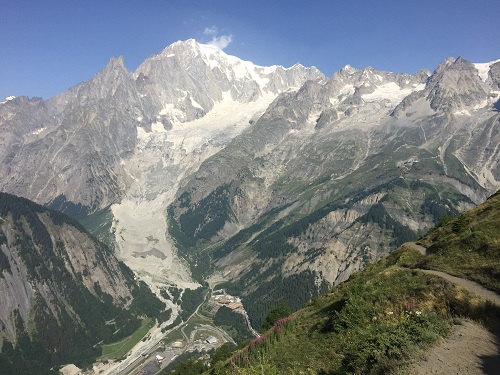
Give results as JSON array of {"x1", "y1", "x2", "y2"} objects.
[
  {"x1": 1, "y1": 39, "x2": 500, "y2": 374},
  {"x1": 206, "y1": 190, "x2": 500, "y2": 374}
]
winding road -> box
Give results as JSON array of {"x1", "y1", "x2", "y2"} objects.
[{"x1": 420, "y1": 269, "x2": 500, "y2": 306}]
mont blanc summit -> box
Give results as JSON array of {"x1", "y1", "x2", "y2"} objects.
[
  {"x1": 0, "y1": 40, "x2": 324, "y2": 299},
  {"x1": 0, "y1": 39, "x2": 323, "y2": 212}
]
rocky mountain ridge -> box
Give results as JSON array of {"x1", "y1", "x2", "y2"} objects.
[
  {"x1": 0, "y1": 40, "x2": 323, "y2": 299},
  {"x1": 167, "y1": 55, "x2": 500, "y2": 325},
  {"x1": 1, "y1": 40, "x2": 499, "y2": 327},
  {"x1": 0, "y1": 39, "x2": 322, "y2": 213}
]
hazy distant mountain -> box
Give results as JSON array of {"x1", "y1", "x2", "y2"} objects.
[{"x1": 1, "y1": 39, "x2": 499, "y2": 326}]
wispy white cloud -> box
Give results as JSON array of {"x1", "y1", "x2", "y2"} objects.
[
  {"x1": 203, "y1": 26, "x2": 218, "y2": 36},
  {"x1": 208, "y1": 35, "x2": 233, "y2": 50},
  {"x1": 202, "y1": 25, "x2": 233, "y2": 50}
]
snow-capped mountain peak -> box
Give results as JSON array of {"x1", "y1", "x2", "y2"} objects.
[
  {"x1": 340, "y1": 64, "x2": 357, "y2": 75},
  {"x1": 131, "y1": 39, "x2": 324, "y2": 126},
  {"x1": 0, "y1": 95, "x2": 16, "y2": 105},
  {"x1": 1, "y1": 50, "x2": 499, "y2": 346}
]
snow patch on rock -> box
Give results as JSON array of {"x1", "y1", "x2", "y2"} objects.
[
  {"x1": 362, "y1": 82, "x2": 425, "y2": 106},
  {"x1": 474, "y1": 59, "x2": 500, "y2": 82},
  {"x1": 0, "y1": 96, "x2": 16, "y2": 105}
]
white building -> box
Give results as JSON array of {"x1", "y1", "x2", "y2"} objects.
[{"x1": 205, "y1": 336, "x2": 218, "y2": 344}]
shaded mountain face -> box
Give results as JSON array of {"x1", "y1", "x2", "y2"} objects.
[
  {"x1": 0, "y1": 192, "x2": 164, "y2": 373},
  {"x1": 1, "y1": 41, "x2": 499, "y2": 326}
]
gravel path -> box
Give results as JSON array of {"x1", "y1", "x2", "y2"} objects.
[
  {"x1": 406, "y1": 242, "x2": 500, "y2": 306},
  {"x1": 405, "y1": 242, "x2": 500, "y2": 375},
  {"x1": 411, "y1": 320, "x2": 499, "y2": 375},
  {"x1": 409, "y1": 242, "x2": 428, "y2": 256},
  {"x1": 419, "y1": 269, "x2": 500, "y2": 306}
]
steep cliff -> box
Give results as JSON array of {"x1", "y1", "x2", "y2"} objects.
[{"x1": 0, "y1": 193, "x2": 165, "y2": 373}]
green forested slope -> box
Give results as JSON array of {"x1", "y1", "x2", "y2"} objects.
[
  {"x1": 205, "y1": 191, "x2": 500, "y2": 374},
  {"x1": 0, "y1": 193, "x2": 165, "y2": 374}
]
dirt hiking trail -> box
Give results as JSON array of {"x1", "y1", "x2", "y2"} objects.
[
  {"x1": 411, "y1": 319, "x2": 499, "y2": 375},
  {"x1": 408, "y1": 242, "x2": 500, "y2": 305},
  {"x1": 406, "y1": 242, "x2": 500, "y2": 375}
]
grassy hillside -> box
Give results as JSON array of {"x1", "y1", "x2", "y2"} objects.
[
  {"x1": 417, "y1": 190, "x2": 500, "y2": 293},
  {"x1": 204, "y1": 191, "x2": 500, "y2": 374}
]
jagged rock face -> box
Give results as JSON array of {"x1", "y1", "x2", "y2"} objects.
[
  {"x1": 0, "y1": 40, "x2": 323, "y2": 214},
  {"x1": 0, "y1": 193, "x2": 135, "y2": 345},
  {"x1": 169, "y1": 63, "x2": 431, "y2": 227},
  {"x1": 134, "y1": 40, "x2": 323, "y2": 125},
  {"x1": 1, "y1": 45, "x2": 500, "y2": 326},
  {"x1": 0, "y1": 58, "x2": 140, "y2": 213},
  {"x1": 0, "y1": 40, "x2": 324, "y2": 306},
  {"x1": 168, "y1": 56, "x2": 500, "y2": 319},
  {"x1": 427, "y1": 57, "x2": 490, "y2": 111},
  {"x1": 489, "y1": 61, "x2": 500, "y2": 89}
]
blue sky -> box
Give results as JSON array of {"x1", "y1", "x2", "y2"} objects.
[{"x1": 1, "y1": 0, "x2": 499, "y2": 100}]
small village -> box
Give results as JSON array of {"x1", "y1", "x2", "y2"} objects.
[{"x1": 209, "y1": 290, "x2": 260, "y2": 338}]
